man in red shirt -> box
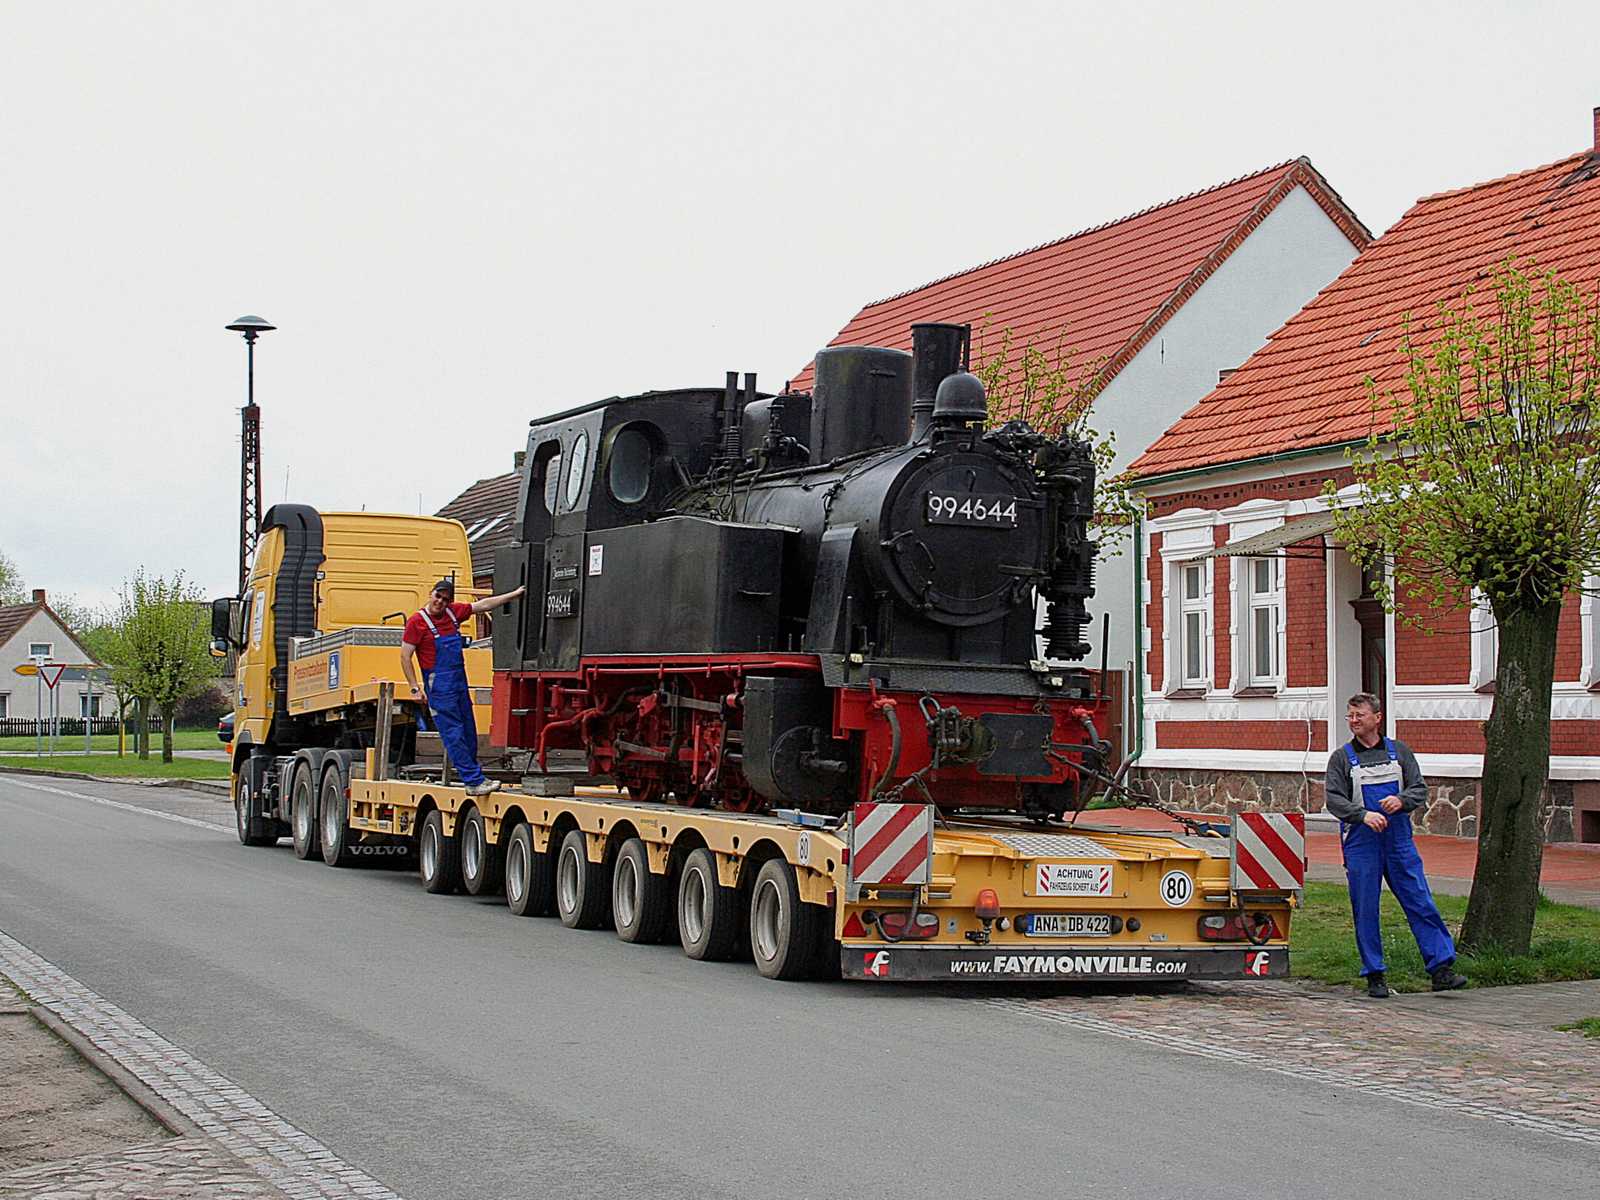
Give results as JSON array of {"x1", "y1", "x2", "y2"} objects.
[{"x1": 400, "y1": 577, "x2": 524, "y2": 796}]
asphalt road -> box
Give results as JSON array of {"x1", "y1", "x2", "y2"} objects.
[{"x1": 0, "y1": 772, "x2": 1590, "y2": 1199}]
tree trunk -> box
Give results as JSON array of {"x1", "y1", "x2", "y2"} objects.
[
  {"x1": 1460, "y1": 600, "x2": 1561, "y2": 955},
  {"x1": 135, "y1": 698, "x2": 150, "y2": 760},
  {"x1": 161, "y1": 707, "x2": 174, "y2": 763}
]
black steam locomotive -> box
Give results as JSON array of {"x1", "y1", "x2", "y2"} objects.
[{"x1": 490, "y1": 323, "x2": 1109, "y2": 820}]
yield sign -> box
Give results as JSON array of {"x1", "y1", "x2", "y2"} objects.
[{"x1": 39, "y1": 663, "x2": 67, "y2": 690}]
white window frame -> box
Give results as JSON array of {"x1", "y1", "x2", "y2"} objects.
[
  {"x1": 0, "y1": 692, "x2": 9, "y2": 718},
  {"x1": 79, "y1": 693, "x2": 102, "y2": 718},
  {"x1": 28, "y1": 641, "x2": 52, "y2": 661},
  {"x1": 1174, "y1": 559, "x2": 1211, "y2": 691},
  {"x1": 1243, "y1": 555, "x2": 1285, "y2": 688},
  {"x1": 1580, "y1": 573, "x2": 1599, "y2": 690},
  {"x1": 1470, "y1": 588, "x2": 1498, "y2": 690}
]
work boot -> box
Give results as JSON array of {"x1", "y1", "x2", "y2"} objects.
[
  {"x1": 467, "y1": 779, "x2": 501, "y2": 797},
  {"x1": 1366, "y1": 971, "x2": 1390, "y2": 999},
  {"x1": 1431, "y1": 964, "x2": 1468, "y2": 992}
]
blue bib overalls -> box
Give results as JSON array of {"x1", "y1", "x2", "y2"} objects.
[
  {"x1": 418, "y1": 607, "x2": 484, "y2": 788},
  {"x1": 1341, "y1": 739, "x2": 1455, "y2": 976}
]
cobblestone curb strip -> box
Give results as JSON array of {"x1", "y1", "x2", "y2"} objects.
[
  {"x1": 0, "y1": 931, "x2": 408, "y2": 1200},
  {"x1": 983, "y1": 982, "x2": 1600, "y2": 1146}
]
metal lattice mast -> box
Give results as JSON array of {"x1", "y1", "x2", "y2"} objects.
[{"x1": 226, "y1": 316, "x2": 276, "y2": 593}]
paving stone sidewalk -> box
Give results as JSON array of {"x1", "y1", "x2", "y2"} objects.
[
  {"x1": 0, "y1": 1137, "x2": 291, "y2": 1199},
  {"x1": 988, "y1": 977, "x2": 1600, "y2": 1144}
]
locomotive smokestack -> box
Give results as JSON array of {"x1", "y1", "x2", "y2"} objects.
[{"x1": 911, "y1": 323, "x2": 971, "y2": 440}]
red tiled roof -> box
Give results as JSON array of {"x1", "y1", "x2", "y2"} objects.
[
  {"x1": 1131, "y1": 148, "x2": 1600, "y2": 480},
  {"x1": 436, "y1": 471, "x2": 521, "y2": 583},
  {"x1": 0, "y1": 598, "x2": 96, "y2": 662},
  {"x1": 790, "y1": 159, "x2": 1369, "y2": 398}
]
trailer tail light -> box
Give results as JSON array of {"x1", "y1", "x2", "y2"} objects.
[
  {"x1": 1198, "y1": 912, "x2": 1282, "y2": 942},
  {"x1": 841, "y1": 912, "x2": 869, "y2": 939},
  {"x1": 974, "y1": 889, "x2": 1001, "y2": 921},
  {"x1": 875, "y1": 910, "x2": 939, "y2": 939}
]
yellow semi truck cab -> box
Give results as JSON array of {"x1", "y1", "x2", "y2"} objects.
[{"x1": 211, "y1": 504, "x2": 491, "y2": 847}]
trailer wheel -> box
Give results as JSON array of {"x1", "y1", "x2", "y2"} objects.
[
  {"x1": 749, "y1": 858, "x2": 824, "y2": 981},
  {"x1": 419, "y1": 810, "x2": 460, "y2": 894},
  {"x1": 555, "y1": 829, "x2": 610, "y2": 930},
  {"x1": 612, "y1": 838, "x2": 671, "y2": 944},
  {"x1": 677, "y1": 847, "x2": 740, "y2": 961},
  {"x1": 290, "y1": 762, "x2": 320, "y2": 860},
  {"x1": 459, "y1": 806, "x2": 503, "y2": 898},
  {"x1": 319, "y1": 767, "x2": 357, "y2": 868},
  {"x1": 234, "y1": 770, "x2": 276, "y2": 847},
  {"x1": 504, "y1": 823, "x2": 554, "y2": 917}
]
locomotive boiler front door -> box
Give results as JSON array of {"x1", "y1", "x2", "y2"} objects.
[{"x1": 541, "y1": 533, "x2": 586, "y2": 671}]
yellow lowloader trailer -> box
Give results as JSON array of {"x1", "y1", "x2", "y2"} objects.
[
  {"x1": 307, "y1": 736, "x2": 1303, "y2": 983},
  {"x1": 211, "y1": 505, "x2": 493, "y2": 860}
]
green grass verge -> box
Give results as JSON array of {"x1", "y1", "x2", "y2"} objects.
[
  {"x1": 0, "y1": 729, "x2": 221, "y2": 753},
  {"x1": 1292, "y1": 881, "x2": 1600, "y2": 993},
  {"x1": 1555, "y1": 1017, "x2": 1600, "y2": 1038},
  {"x1": 0, "y1": 754, "x2": 229, "y2": 780}
]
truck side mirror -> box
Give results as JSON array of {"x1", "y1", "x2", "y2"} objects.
[{"x1": 210, "y1": 597, "x2": 237, "y2": 645}]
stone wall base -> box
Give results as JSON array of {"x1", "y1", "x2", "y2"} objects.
[{"x1": 1133, "y1": 767, "x2": 1598, "y2": 845}]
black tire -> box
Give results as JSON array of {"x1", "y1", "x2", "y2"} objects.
[
  {"x1": 419, "y1": 809, "x2": 461, "y2": 894},
  {"x1": 459, "y1": 805, "x2": 503, "y2": 898},
  {"x1": 319, "y1": 766, "x2": 358, "y2": 867},
  {"x1": 290, "y1": 760, "x2": 320, "y2": 860},
  {"x1": 555, "y1": 828, "x2": 611, "y2": 929},
  {"x1": 749, "y1": 857, "x2": 825, "y2": 981},
  {"x1": 234, "y1": 769, "x2": 276, "y2": 847},
  {"x1": 677, "y1": 847, "x2": 740, "y2": 961},
  {"x1": 504, "y1": 823, "x2": 555, "y2": 917},
  {"x1": 612, "y1": 838, "x2": 672, "y2": 944}
]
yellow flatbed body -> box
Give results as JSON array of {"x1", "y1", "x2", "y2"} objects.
[{"x1": 349, "y1": 763, "x2": 1295, "y2": 984}]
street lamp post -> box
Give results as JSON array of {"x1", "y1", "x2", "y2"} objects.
[{"x1": 225, "y1": 315, "x2": 276, "y2": 593}]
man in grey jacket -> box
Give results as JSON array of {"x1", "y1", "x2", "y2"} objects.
[{"x1": 1325, "y1": 692, "x2": 1467, "y2": 998}]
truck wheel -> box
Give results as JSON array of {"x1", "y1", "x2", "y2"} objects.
[
  {"x1": 234, "y1": 771, "x2": 276, "y2": 848},
  {"x1": 556, "y1": 829, "x2": 611, "y2": 930},
  {"x1": 319, "y1": 767, "x2": 357, "y2": 868},
  {"x1": 419, "y1": 810, "x2": 460, "y2": 894},
  {"x1": 504, "y1": 823, "x2": 555, "y2": 917},
  {"x1": 677, "y1": 847, "x2": 740, "y2": 961},
  {"x1": 749, "y1": 858, "x2": 824, "y2": 981},
  {"x1": 459, "y1": 806, "x2": 503, "y2": 898},
  {"x1": 290, "y1": 762, "x2": 320, "y2": 860},
  {"x1": 612, "y1": 838, "x2": 671, "y2": 944}
]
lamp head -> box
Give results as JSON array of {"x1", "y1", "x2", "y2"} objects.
[{"x1": 225, "y1": 315, "x2": 276, "y2": 337}]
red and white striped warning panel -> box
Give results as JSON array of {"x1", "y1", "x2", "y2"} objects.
[
  {"x1": 848, "y1": 802, "x2": 935, "y2": 887},
  {"x1": 1230, "y1": 811, "x2": 1306, "y2": 890}
]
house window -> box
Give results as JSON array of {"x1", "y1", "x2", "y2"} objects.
[
  {"x1": 1245, "y1": 557, "x2": 1284, "y2": 686},
  {"x1": 0, "y1": 693, "x2": 8, "y2": 718},
  {"x1": 28, "y1": 642, "x2": 52, "y2": 661},
  {"x1": 1178, "y1": 561, "x2": 1208, "y2": 688},
  {"x1": 79, "y1": 694, "x2": 102, "y2": 718}
]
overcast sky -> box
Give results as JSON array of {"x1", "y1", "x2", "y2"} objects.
[{"x1": 3, "y1": 2, "x2": 1597, "y2": 611}]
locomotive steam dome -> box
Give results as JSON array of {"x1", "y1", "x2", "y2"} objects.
[{"x1": 875, "y1": 446, "x2": 1044, "y2": 627}]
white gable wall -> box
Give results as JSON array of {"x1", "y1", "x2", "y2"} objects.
[
  {"x1": 1083, "y1": 185, "x2": 1362, "y2": 676},
  {"x1": 0, "y1": 609, "x2": 103, "y2": 721}
]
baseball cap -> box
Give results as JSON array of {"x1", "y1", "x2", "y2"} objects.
[{"x1": 431, "y1": 578, "x2": 456, "y2": 597}]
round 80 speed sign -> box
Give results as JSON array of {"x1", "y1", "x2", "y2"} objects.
[{"x1": 1159, "y1": 870, "x2": 1194, "y2": 907}]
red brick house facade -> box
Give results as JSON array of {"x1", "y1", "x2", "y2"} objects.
[{"x1": 1127, "y1": 111, "x2": 1600, "y2": 845}]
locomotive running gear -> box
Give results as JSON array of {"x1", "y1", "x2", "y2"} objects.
[
  {"x1": 1337, "y1": 738, "x2": 1457, "y2": 980},
  {"x1": 402, "y1": 601, "x2": 471, "y2": 671},
  {"x1": 416, "y1": 605, "x2": 485, "y2": 787}
]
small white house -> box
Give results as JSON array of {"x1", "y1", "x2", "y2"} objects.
[{"x1": 0, "y1": 590, "x2": 105, "y2": 722}]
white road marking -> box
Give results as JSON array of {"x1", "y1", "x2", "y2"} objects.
[{"x1": 0, "y1": 775, "x2": 232, "y2": 834}]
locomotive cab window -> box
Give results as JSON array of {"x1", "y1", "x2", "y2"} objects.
[
  {"x1": 563, "y1": 431, "x2": 590, "y2": 512},
  {"x1": 607, "y1": 425, "x2": 654, "y2": 505},
  {"x1": 539, "y1": 444, "x2": 563, "y2": 515}
]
